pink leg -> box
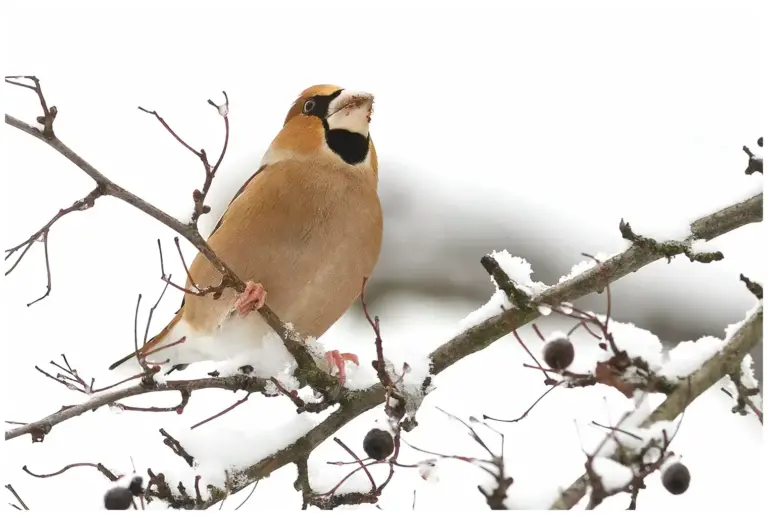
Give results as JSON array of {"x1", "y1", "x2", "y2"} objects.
[
  {"x1": 234, "y1": 281, "x2": 267, "y2": 316},
  {"x1": 324, "y1": 350, "x2": 360, "y2": 385}
]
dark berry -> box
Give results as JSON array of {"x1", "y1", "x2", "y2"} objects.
[
  {"x1": 363, "y1": 428, "x2": 394, "y2": 460},
  {"x1": 758, "y1": 137, "x2": 763, "y2": 147},
  {"x1": 543, "y1": 338, "x2": 575, "y2": 370},
  {"x1": 104, "y1": 486, "x2": 133, "y2": 510},
  {"x1": 662, "y1": 462, "x2": 690, "y2": 495},
  {"x1": 128, "y1": 476, "x2": 143, "y2": 496}
]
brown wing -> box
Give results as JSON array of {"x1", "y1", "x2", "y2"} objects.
[
  {"x1": 208, "y1": 164, "x2": 268, "y2": 239},
  {"x1": 175, "y1": 164, "x2": 268, "y2": 314}
]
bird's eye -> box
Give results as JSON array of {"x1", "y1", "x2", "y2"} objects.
[{"x1": 303, "y1": 100, "x2": 316, "y2": 114}]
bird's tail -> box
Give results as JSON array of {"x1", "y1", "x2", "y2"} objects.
[{"x1": 108, "y1": 308, "x2": 185, "y2": 371}]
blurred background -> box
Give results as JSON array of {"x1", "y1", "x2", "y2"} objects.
[{"x1": 1, "y1": 2, "x2": 763, "y2": 510}]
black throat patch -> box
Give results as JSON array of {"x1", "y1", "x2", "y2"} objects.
[{"x1": 323, "y1": 125, "x2": 370, "y2": 165}]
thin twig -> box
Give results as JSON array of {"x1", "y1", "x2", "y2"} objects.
[
  {"x1": 360, "y1": 277, "x2": 392, "y2": 388},
  {"x1": 333, "y1": 437, "x2": 377, "y2": 492},
  {"x1": 512, "y1": 329, "x2": 553, "y2": 383},
  {"x1": 113, "y1": 389, "x2": 189, "y2": 414},
  {"x1": 4, "y1": 485, "x2": 29, "y2": 511},
  {"x1": 190, "y1": 392, "x2": 252, "y2": 430},
  {"x1": 22, "y1": 462, "x2": 117, "y2": 481},
  {"x1": 484, "y1": 381, "x2": 563, "y2": 423},
  {"x1": 234, "y1": 480, "x2": 259, "y2": 510},
  {"x1": 159, "y1": 428, "x2": 195, "y2": 467},
  {"x1": 4, "y1": 187, "x2": 103, "y2": 305},
  {"x1": 143, "y1": 275, "x2": 173, "y2": 345}
]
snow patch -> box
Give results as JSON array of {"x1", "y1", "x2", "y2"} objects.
[
  {"x1": 537, "y1": 304, "x2": 553, "y2": 316},
  {"x1": 489, "y1": 250, "x2": 548, "y2": 297},
  {"x1": 739, "y1": 354, "x2": 760, "y2": 392},
  {"x1": 626, "y1": 217, "x2": 691, "y2": 243},
  {"x1": 569, "y1": 316, "x2": 665, "y2": 376},
  {"x1": 660, "y1": 336, "x2": 724, "y2": 381},
  {"x1": 558, "y1": 252, "x2": 617, "y2": 284},
  {"x1": 458, "y1": 252, "x2": 548, "y2": 331},
  {"x1": 185, "y1": 408, "x2": 335, "y2": 489},
  {"x1": 661, "y1": 302, "x2": 761, "y2": 382},
  {"x1": 690, "y1": 238, "x2": 719, "y2": 254},
  {"x1": 458, "y1": 290, "x2": 511, "y2": 331},
  {"x1": 591, "y1": 457, "x2": 633, "y2": 492},
  {"x1": 418, "y1": 460, "x2": 439, "y2": 483}
]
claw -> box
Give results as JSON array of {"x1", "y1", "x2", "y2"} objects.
[
  {"x1": 234, "y1": 281, "x2": 267, "y2": 316},
  {"x1": 324, "y1": 350, "x2": 359, "y2": 385}
]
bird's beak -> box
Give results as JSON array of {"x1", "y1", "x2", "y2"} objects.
[{"x1": 326, "y1": 90, "x2": 374, "y2": 135}]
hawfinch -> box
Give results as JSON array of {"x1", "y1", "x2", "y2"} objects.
[{"x1": 109, "y1": 85, "x2": 383, "y2": 384}]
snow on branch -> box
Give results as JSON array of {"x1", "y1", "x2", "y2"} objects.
[
  {"x1": 4, "y1": 76, "x2": 763, "y2": 509},
  {"x1": 207, "y1": 194, "x2": 761, "y2": 504},
  {"x1": 431, "y1": 188, "x2": 761, "y2": 377},
  {"x1": 551, "y1": 303, "x2": 763, "y2": 509}
]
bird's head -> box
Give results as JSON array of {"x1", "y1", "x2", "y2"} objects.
[{"x1": 268, "y1": 84, "x2": 375, "y2": 166}]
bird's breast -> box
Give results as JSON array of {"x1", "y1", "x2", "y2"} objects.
[
  {"x1": 183, "y1": 157, "x2": 382, "y2": 339},
  {"x1": 273, "y1": 164, "x2": 382, "y2": 335}
]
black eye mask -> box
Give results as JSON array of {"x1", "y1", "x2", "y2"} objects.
[
  {"x1": 302, "y1": 89, "x2": 342, "y2": 118},
  {"x1": 303, "y1": 89, "x2": 370, "y2": 165}
]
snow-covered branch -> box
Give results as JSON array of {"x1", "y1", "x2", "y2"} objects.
[
  {"x1": 429, "y1": 192, "x2": 762, "y2": 377},
  {"x1": 210, "y1": 194, "x2": 761, "y2": 506},
  {"x1": 551, "y1": 303, "x2": 763, "y2": 510}
]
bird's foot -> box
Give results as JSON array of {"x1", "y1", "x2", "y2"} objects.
[
  {"x1": 324, "y1": 350, "x2": 359, "y2": 385},
  {"x1": 234, "y1": 281, "x2": 267, "y2": 316}
]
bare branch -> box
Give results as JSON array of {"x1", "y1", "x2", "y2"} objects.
[
  {"x1": 512, "y1": 328, "x2": 554, "y2": 383},
  {"x1": 4, "y1": 484, "x2": 29, "y2": 511},
  {"x1": 484, "y1": 381, "x2": 563, "y2": 423},
  {"x1": 333, "y1": 437, "x2": 376, "y2": 492},
  {"x1": 620, "y1": 220, "x2": 724, "y2": 264},
  {"x1": 234, "y1": 479, "x2": 260, "y2": 510},
  {"x1": 5, "y1": 375, "x2": 268, "y2": 441},
  {"x1": 190, "y1": 392, "x2": 252, "y2": 430},
  {"x1": 722, "y1": 371, "x2": 763, "y2": 423},
  {"x1": 743, "y1": 142, "x2": 763, "y2": 175},
  {"x1": 22, "y1": 462, "x2": 117, "y2": 481},
  {"x1": 5, "y1": 75, "x2": 56, "y2": 136},
  {"x1": 138, "y1": 91, "x2": 229, "y2": 227},
  {"x1": 113, "y1": 388, "x2": 190, "y2": 414},
  {"x1": 740, "y1": 273, "x2": 763, "y2": 300},
  {"x1": 360, "y1": 277, "x2": 393, "y2": 389},
  {"x1": 137, "y1": 106, "x2": 207, "y2": 160},
  {"x1": 5, "y1": 187, "x2": 103, "y2": 305},
  {"x1": 159, "y1": 428, "x2": 196, "y2": 467}
]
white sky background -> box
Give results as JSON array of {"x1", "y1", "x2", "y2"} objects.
[{"x1": 1, "y1": 0, "x2": 765, "y2": 511}]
